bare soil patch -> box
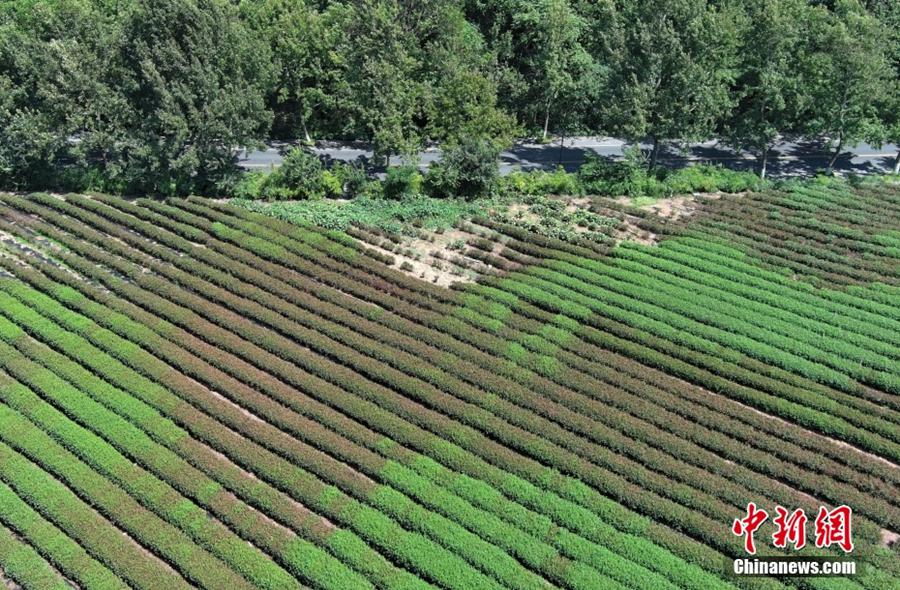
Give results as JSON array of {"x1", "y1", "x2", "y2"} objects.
[
  {"x1": 353, "y1": 226, "x2": 501, "y2": 287},
  {"x1": 611, "y1": 219, "x2": 658, "y2": 246},
  {"x1": 506, "y1": 202, "x2": 542, "y2": 225},
  {"x1": 621, "y1": 191, "x2": 726, "y2": 220},
  {"x1": 0, "y1": 570, "x2": 22, "y2": 590},
  {"x1": 606, "y1": 191, "x2": 734, "y2": 245},
  {"x1": 351, "y1": 191, "x2": 741, "y2": 280}
]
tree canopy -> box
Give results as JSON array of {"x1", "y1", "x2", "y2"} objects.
[{"x1": 0, "y1": 0, "x2": 897, "y2": 194}]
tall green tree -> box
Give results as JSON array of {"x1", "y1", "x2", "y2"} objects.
[
  {"x1": 112, "y1": 0, "x2": 273, "y2": 194},
  {"x1": 0, "y1": 0, "x2": 120, "y2": 189},
  {"x1": 423, "y1": 53, "x2": 516, "y2": 148},
  {"x1": 337, "y1": 0, "x2": 513, "y2": 163},
  {"x1": 882, "y1": 82, "x2": 900, "y2": 174},
  {"x1": 462, "y1": 0, "x2": 607, "y2": 138},
  {"x1": 339, "y1": 0, "x2": 422, "y2": 165},
  {"x1": 513, "y1": 0, "x2": 590, "y2": 141},
  {"x1": 870, "y1": 0, "x2": 900, "y2": 173},
  {"x1": 0, "y1": 0, "x2": 273, "y2": 195},
  {"x1": 239, "y1": 0, "x2": 350, "y2": 142},
  {"x1": 419, "y1": 5, "x2": 516, "y2": 147},
  {"x1": 605, "y1": 0, "x2": 739, "y2": 168},
  {"x1": 803, "y1": 0, "x2": 891, "y2": 173},
  {"x1": 726, "y1": 0, "x2": 809, "y2": 178}
]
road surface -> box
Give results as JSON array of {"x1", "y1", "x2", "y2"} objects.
[{"x1": 238, "y1": 137, "x2": 899, "y2": 178}]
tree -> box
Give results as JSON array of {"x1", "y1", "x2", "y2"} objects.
[
  {"x1": 0, "y1": 0, "x2": 121, "y2": 190},
  {"x1": 803, "y1": 0, "x2": 891, "y2": 174},
  {"x1": 461, "y1": 0, "x2": 609, "y2": 138},
  {"x1": 604, "y1": 0, "x2": 739, "y2": 169},
  {"x1": 420, "y1": 6, "x2": 516, "y2": 147},
  {"x1": 881, "y1": 81, "x2": 900, "y2": 175},
  {"x1": 110, "y1": 0, "x2": 274, "y2": 194},
  {"x1": 513, "y1": 0, "x2": 590, "y2": 141},
  {"x1": 239, "y1": 0, "x2": 349, "y2": 142},
  {"x1": 338, "y1": 0, "x2": 422, "y2": 166},
  {"x1": 424, "y1": 138, "x2": 500, "y2": 199},
  {"x1": 870, "y1": 0, "x2": 900, "y2": 173},
  {"x1": 726, "y1": 0, "x2": 809, "y2": 178},
  {"x1": 424, "y1": 61, "x2": 516, "y2": 148}
]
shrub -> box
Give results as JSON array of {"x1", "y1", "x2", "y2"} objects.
[
  {"x1": 334, "y1": 162, "x2": 369, "y2": 198},
  {"x1": 383, "y1": 165, "x2": 423, "y2": 199},
  {"x1": 276, "y1": 147, "x2": 327, "y2": 199},
  {"x1": 230, "y1": 151, "x2": 371, "y2": 201},
  {"x1": 579, "y1": 153, "x2": 766, "y2": 198},
  {"x1": 578, "y1": 152, "x2": 656, "y2": 198},
  {"x1": 321, "y1": 170, "x2": 343, "y2": 198},
  {"x1": 231, "y1": 171, "x2": 269, "y2": 200},
  {"x1": 425, "y1": 139, "x2": 500, "y2": 200},
  {"x1": 502, "y1": 167, "x2": 581, "y2": 197},
  {"x1": 664, "y1": 165, "x2": 763, "y2": 195}
]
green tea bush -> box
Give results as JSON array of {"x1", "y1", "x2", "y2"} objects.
[{"x1": 0, "y1": 523, "x2": 71, "y2": 590}]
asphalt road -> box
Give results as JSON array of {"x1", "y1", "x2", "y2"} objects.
[{"x1": 238, "y1": 137, "x2": 899, "y2": 178}]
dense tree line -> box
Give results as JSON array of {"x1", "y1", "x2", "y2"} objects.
[{"x1": 0, "y1": 0, "x2": 897, "y2": 195}]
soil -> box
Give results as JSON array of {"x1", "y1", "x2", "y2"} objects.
[
  {"x1": 605, "y1": 191, "x2": 733, "y2": 246},
  {"x1": 646, "y1": 196, "x2": 695, "y2": 220},
  {"x1": 611, "y1": 220, "x2": 658, "y2": 246},
  {"x1": 564, "y1": 197, "x2": 592, "y2": 213},
  {"x1": 355, "y1": 226, "x2": 494, "y2": 287},
  {"x1": 355, "y1": 192, "x2": 732, "y2": 281},
  {"x1": 0, "y1": 230, "x2": 66, "y2": 276},
  {"x1": 0, "y1": 570, "x2": 22, "y2": 590},
  {"x1": 881, "y1": 529, "x2": 899, "y2": 549},
  {"x1": 618, "y1": 191, "x2": 725, "y2": 221},
  {"x1": 507, "y1": 203, "x2": 541, "y2": 225}
]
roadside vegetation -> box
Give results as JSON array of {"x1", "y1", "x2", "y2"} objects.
[
  {"x1": 228, "y1": 142, "x2": 776, "y2": 243},
  {"x1": 1, "y1": 0, "x2": 898, "y2": 197}
]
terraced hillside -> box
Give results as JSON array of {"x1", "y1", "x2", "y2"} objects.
[{"x1": 0, "y1": 183, "x2": 896, "y2": 590}]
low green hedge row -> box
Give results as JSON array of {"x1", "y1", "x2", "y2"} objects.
[
  {"x1": 0, "y1": 222, "x2": 676, "y2": 590},
  {"x1": 0, "y1": 515, "x2": 81, "y2": 590},
  {"x1": 539, "y1": 257, "x2": 899, "y2": 392},
  {"x1": 666, "y1": 238, "x2": 900, "y2": 324},
  {"x1": 17, "y1": 198, "x2": 736, "y2": 590},
  {"x1": 0, "y1": 288, "x2": 497, "y2": 590},
  {"x1": 0, "y1": 335, "x2": 369, "y2": 590},
  {"x1": 492, "y1": 271, "x2": 900, "y2": 462},
  {"x1": 617, "y1": 243, "x2": 900, "y2": 358},
  {"x1": 62, "y1": 206, "x2": 639, "y2": 590},
  {"x1": 698, "y1": 208, "x2": 898, "y2": 282},
  {"x1": 0, "y1": 441, "x2": 192, "y2": 590},
  {"x1": 453, "y1": 283, "x2": 899, "y2": 493},
  {"x1": 0, "y1": 402, "x2": 260, "y2": 590},
  {"x1": 0, "y1": 473, "x2": 128, "y2": 590}
]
